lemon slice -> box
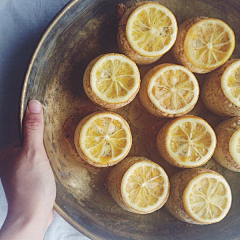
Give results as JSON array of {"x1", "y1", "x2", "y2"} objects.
[
  {"x1": 83, "y1": 53, "x2": 140, "y2": 109},
  {"x1": 107, "y1": 156, "x2": 170, "y2": 214},
  {"x1": 165, "y1": 168, "x2": 232, "y2": 225},
  {"x1": 222, "y1": 59, "x2": 240, "y2": 107},
  {"x1": 173, "y1": 17, "x2": 235, "y2": 73},
  {"x1": 74, "y1": 112, "x2": 132, "y2": 167},
  {"x1": 183, "y1": 172, "x2": 232, "y2": 224},
  {"x1": 126, "y1": 2, "x2": 177, "y2": 57},
  {"x1": 213, "y1": 117, "x2": 240, "y2": 172},
  {"x1": 157, "y1": 116, "x2": 216, "y2": 168},
  {"x1": 202, "y1": 59, "x2": 240, "y2": 116},
  {"x1": 117, "y1": 2, "x2": 177, "y2": 64},
  {"x1": 139, "y1": 64, "x2": 199, "y2": 118},
  {"x1": 229, "y1": 129, "x2": 240, "y2": 166}
]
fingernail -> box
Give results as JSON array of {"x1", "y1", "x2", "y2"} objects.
[{"x1": 28, "y1": 100, "x2": 42, "y2": 113}]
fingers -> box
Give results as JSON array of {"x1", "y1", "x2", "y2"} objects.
[{"x1": 23, "y1": 100, "x2": 44, "y2": 150}]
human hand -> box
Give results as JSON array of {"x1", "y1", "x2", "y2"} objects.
[{"x1": 0, "y1": 100, "x2": 56, "y2": 240}]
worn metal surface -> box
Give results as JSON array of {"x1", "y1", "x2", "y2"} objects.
[{"x1": 20, "y1": 0, "x2": 240, "y2": 239}]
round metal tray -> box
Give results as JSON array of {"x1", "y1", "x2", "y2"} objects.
[{"x1": 21, "y1": 0, "x2": 240, "y2": 239}]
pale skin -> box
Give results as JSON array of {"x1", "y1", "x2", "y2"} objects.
[{"x1": 0, "y1": 100, "x2": 56, "y2": 240}]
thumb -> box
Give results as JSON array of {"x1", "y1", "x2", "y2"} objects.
[{"x1": 23, "y1": 100, "x2": 44, "y2": 150}]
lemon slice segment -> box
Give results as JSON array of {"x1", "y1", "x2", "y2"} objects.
[
  {"x1": 222, "y1": 60, "x2": 240, "y2": 108},
  {"x1": 157, "y1": 116, "x2": 216, "y2": 168},
  {"x1": 184, "y1": 18, "x2": 235, "y2": 71},
  {"x1": 183, "y1": 172, "x2": 232, "y2": 224},
  {"x1": 84, "y1": 53, "x2": 140, "y2": 109},
  {"x1": 107, "y1": 156, "x2": 170, "y2": 214},
  {"x1": 141, "y1": 64, "x2": 199, "y2": 117},
  {"x1": 126, "y1": 2, "x2": 177, "y2": 57},
  {"x1": 74, "y1": 112, "x2": 132, "y2": 167}
]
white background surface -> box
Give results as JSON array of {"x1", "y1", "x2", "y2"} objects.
[{"x1": 0, "y1": 0, "x2": 89, "y2": 239}]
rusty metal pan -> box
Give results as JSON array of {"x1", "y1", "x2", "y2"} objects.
[{"x1": 20, "y1": 0, "x2": 240, "y2": 239}]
